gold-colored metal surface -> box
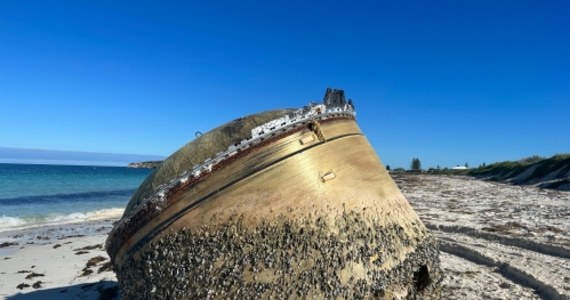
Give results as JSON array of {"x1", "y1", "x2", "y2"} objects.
[
  {"x1": 114, "y1": 119, "x2": 424, "y2": 270},
  {"x1": 115, "y1": 119, "x2": 363, "y2": 261}
]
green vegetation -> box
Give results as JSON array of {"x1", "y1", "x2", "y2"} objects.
[
  {"x1": 468, "y1": 154, "x2": 569, "y2": 179},
  {"x1": 418, "y1": 154, "x2": 570, "y2": 190},
  {"x1": 528, "y1": 154, "x2": 570, "y2": 180},
  {"x1": 466, "y1": 154, "x2": 570, "y2": 189},
  {"x1": 411, "y1": 157, "x2": 422, "y2": 172},
  {"x1": 468, "y1": 160, "x2": 529, "y2": 180},
  {"x1": 517, "y1": 155, "x2": 545, "y2": 164}
]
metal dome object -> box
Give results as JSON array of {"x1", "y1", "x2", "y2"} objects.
[{"x1": 107, "y1": 88, "x2": 442, "y2": 299}]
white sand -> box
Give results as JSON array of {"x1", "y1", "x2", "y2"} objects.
[
  {"x1": 396, "y1": 173, "x2": 570, "y2": 299},
  {"x1": 0, "y1": 219, "x2": 118, "y2": 299}
]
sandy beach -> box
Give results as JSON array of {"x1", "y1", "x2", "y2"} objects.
[
  {"x1": 1, "y1": 174, "x2": 569, "y2": 299},
  {"x1": 0, "y1": 219, "x2": 119, "y2": 299},
  {"x1": 395, "y1": 173, "x2": 570, "y2": 300}
]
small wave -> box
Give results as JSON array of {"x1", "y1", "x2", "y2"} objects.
[
  {"x1": 0, "y1": 216, "x2": 27, "y2": 228},
  {"x1": 0, "y1": 189, "x2": 136, "y2": 206},
  {"x1": 0, "y1": 208, "x2": 124, "y2": 232}
]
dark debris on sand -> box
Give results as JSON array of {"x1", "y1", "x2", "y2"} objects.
[
  {"x1": 86, "y1": 255, "x2": 107, "y2": 268},
  {"x1": 98, "y1": 262, "x2": 114, "y2": 273},
  {"x1": 0, "y1": 242, "x2": 18, "y2": 248},
  {"x1": 81, "y1": 256, "x2": 108, "y2": 277},
  {"x1": 80, "y1": 268, "x2": 94, "y2": 277},
  {"x1": 25, "y1": 272, "x2": 45, "y2": 280},
  {"x1": 58, "y1": 234, "x2": 85, "y2": 240},
  {"x1": 74, "y1": 244, "x2": 102, "y2": 251},
  {"x1": 16, "y1": 283, "x2": 30, "y2": 290}
]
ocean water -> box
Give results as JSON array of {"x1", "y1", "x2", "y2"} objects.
[{"x1": 0, "y1": 163, "x2": 151, "y2": 232}]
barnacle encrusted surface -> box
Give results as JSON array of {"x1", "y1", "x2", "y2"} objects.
[{"x1": 116, "y1": 212, "x2": 441, "y2": 299}]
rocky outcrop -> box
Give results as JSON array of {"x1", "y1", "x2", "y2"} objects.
[{"x1": 127, "y1": 161, "x2": 163, "y2": 169}]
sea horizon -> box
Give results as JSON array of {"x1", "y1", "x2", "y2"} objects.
[
  {"x1": 0, "y1": 159, "x2": 133, "y2": 167},
  {"x1": 0, "y1": 146, "x2": 165, "y2": 168},
  {"x1": 0, "y1": 163, "x2": 151, "y2": 233}
]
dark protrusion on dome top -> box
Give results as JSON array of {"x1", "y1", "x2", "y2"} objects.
[{"x1": 323, "y1": 88, "x2": 347, "y2": 108}]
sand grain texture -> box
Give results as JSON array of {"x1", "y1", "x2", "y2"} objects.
[
  {"x1": 0, "y1": 220, "x2": 118, "y2": 299},
  {"x1": 396, "y1": 173, "x2": 570, "y2": 300}
]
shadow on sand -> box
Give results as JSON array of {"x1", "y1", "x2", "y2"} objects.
[{"x1": 6, "y1": 280, "x2": 118, "y2": 300}]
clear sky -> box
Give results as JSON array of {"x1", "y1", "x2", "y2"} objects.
[{"x1": 1, "y1": 1, "x2": 568, "y2": 168}]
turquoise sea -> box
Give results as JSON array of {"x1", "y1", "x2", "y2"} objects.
[{"x1": 0, "y1": 163, "x2": 151, "y2": 231}]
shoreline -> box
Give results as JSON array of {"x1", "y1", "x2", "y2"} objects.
[
  {"x1": 0, "y1": 207, "x2": 125, "y2": 236},
  {"x1": 0, "y1": 219, "x2": 119, "y2": 299}
]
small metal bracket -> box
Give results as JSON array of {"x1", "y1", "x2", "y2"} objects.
[
  {"x1": 299, "y1": 135, "x2": 316, "y2": 145},
  {"x1": 321, "y1": 171, "x2": 336, "y2": 182}
]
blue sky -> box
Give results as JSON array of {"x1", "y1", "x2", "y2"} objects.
[{"x1": 1, "y1": 1, "x2": 568, "y2": 168}]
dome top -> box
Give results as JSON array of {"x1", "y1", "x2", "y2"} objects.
[{"x1": 123, "y1": 109, "x2": 296, "y2": 217}]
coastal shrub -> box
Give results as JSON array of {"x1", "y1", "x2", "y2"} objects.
[{"x1": 467, "y1": 153, "x2": 570, "y2": 188}]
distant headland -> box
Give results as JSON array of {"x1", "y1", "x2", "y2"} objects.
[
  {"x1": 0, "y1": 147, "x2": 164, "y2": 167},
  {"x1": 127, "y1": 160, "x2": 163, "y2": 169}
]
